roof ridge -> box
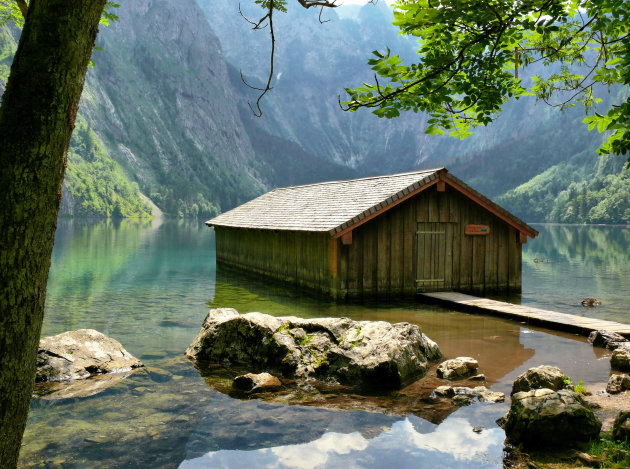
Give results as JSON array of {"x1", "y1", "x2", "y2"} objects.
[{"x1": 270, "y1": 168, "x2": 444, "y2": 192}]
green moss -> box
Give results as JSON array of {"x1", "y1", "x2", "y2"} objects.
[{"x1": 296, "y1": 334, "x2": 312, "y2": 346}]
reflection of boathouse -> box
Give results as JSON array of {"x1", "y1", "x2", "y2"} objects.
[{"x1": 207, "y1": 168, "x2": 538, "y2": 299}]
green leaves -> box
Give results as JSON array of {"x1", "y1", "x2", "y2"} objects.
[{"x1": 342, "y1": 0, "x2": 629, "y2": 161}]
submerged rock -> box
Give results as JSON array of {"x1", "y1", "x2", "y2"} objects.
[
  {"x1": 588, "y1": 330, "x2": 628, "y2": 350},
  {"x1": 436, "y1": 357, "x2": 478, "y2": 380},
  {"x1": 612, "y1": 411, "x2": 630, "y2": 442},
  {"x1": 33, "y1": 371, "x2": 136, "y2": 400},
  {"x1": 511, "y1": 365, "x2": 571, "y2": 395},
  {"x1": 36, "y1": 329, "x2": 143, "y2": 382},
  {"x1": 607, "y1": 374, "x2": 630, "y2": 394},
  {"x1": 431, "y1": 385, "x2": 504, "y2": 403},
  {"x1": 233, "y1": 372, "x2": 282, "y2": 394},
  {"x1": 503, "y1": 389, "x2": 602, "y2": 448},
  {"x1": 185, "y1": 308, "x2": 441, "y2": 390},
  {"x1": 452, "y1": 394, "x2": 473, "y2": 406},
  {"x1": 611, "y1": 348, "x2": 630, "y2": 372},
  {"x1": 581, "y1": 297, "x2": 602, "y2": 307}
]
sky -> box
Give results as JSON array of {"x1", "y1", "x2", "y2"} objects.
[{"x1": 339, "y1": 0, "x2": 396, "y2": 5}]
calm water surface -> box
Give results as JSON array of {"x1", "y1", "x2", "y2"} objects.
[{"x1": 19, "y1": 220, "x2": 630, "y2": 468}]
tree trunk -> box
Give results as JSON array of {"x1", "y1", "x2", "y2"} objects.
[{"x1": 0, "y1": 1, "x2": 106, "y2": 466}]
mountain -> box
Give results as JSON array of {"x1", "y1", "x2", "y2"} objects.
[
  {"x1": 197, "y1": 0, "x2": 628, "y2": 223},
  {"x1": 1, "y1": 1, "x2": 627, "y2": 222}
]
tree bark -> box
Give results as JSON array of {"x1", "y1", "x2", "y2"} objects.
[{"x1": 0, "y1": 1, "x2": 106, "y2": 467}]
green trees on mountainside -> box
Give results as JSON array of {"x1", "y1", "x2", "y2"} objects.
[
  {"x1": 64, "y1": 116, "x2": 152, "y2": 218},
  {"x1": 498, "y1": 152, "x2": 630, "y2": 223},
  {"x1": 342, "y1": 0, "x2": 629, "y2": 160}
]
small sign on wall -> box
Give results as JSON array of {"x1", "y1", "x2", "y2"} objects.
[{"x1": 465, "y1": 224, "x2": 490, "y2": 235}]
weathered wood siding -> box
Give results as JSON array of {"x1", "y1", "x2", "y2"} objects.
[
  {"x1": 214, "y1": 227, "x2": 336, "y2": 296},
  {"x1": 335, "y1": 185, "x2": 522, "y2": 299},
  {"x1": 214, "y1": 184, "x2": 523, "y2": 299}
]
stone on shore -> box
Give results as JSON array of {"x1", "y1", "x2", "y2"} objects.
[
  {"x1": 233, "y1": 372, "x2": 282, "y2": 394},
  {"x1": 612, "y1": 411, "x2": 630, "y2": 443},
  {"x1": 185, "y1": 308, "x2": 441, "y2": 390},
  {"x1": 606, "y1": 374, "x2": 630, "y2": 394},
  {"x1": 611, "y1": 348, "x2": 630, "y2": 372},
  {"x1": 588, "y1": 330, "x2": 629, "y2": 350},
  {"x1": 36, "y1": 329, "x2": 143, "y2": 382},
  {"x1": 511, "y1": 365, "x2": 571, "y2": 395},
  {"x1": 436, "y1": 357, "x2": 478, "y2": 380},
  {"x1": 503, "y1": 388, "x2": 602, "y2": 448}
]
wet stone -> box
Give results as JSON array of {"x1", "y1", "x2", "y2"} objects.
[
  {"x1": 36, "y1": 329, "x2": 143, "y2": 382},
  {"x1": 606, "y1": 374, "x2": 630, "y2": 394},
  {"x1": 611, "y1": 348, "x2": 630, "y2": 372},
  {"x1": 588, "y1": 330, "x2": 628, "y2": 350},
  {"x1": 452, "y1": 394, "x2": 474, "y2": 406},
  {"x1": 470, "y1": 374, "x2": 486, "y2": 381},
  {"x1": 233, "y1": 372, "x2": 282, "y2": 394},
  {"x1": 504, "y1": 389, "x2": 602, "y2": 448},
  {"x1": 511, "y1": 365, "x2": 571, "y2": 395},
  {"x1": 186, "y1": 308, "x2": 441, "y2": 390},
  {"x1": 436, "y1": 357, "x2": 478, "y2": 380}
]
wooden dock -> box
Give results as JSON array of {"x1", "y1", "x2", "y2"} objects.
[{"x1": 418, "y1": 292, "x2": 630, "y2": 338}]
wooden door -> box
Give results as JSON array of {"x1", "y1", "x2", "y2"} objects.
[{"x1": 415, "y1": 222, "x2": 454, "y2": 292}]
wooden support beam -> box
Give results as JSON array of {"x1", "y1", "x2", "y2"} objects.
[
  {"x1": 342, "y1": 231, "x2": 353, "y2": 245},
  {"x1": 437, "y1": 180, "x2": 446, "y2": 192},
  {"x1": 519, "y1": 232, "x2": 528, "y2": 244}
]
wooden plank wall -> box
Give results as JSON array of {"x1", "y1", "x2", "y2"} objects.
[
  {"x1": 214, "y1": 227, "x2": 334, "y2": 295},
  {"x1": 336, "y1": 185, "x2": 522, "y2": 299},
  {"x1": 214, "y1": 184, "x2": 523, "y2": 299}
]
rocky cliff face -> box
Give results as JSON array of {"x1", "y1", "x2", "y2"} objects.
[{"x1": 79, "y1": 0, "x2": 264, "y2": 216}]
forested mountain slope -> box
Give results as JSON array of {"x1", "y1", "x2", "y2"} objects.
[
  {"x1": 201, "y1": 0, "x2": 629, "y2": 223},
  {"x1": 1, "y1": 1, "x2": 627, "y2": 222}
]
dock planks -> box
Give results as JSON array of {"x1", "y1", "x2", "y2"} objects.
[{"x1": 419, "y1": 291, "x2": 630, "y2": 338}]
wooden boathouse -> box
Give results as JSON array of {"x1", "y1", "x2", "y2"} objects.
[{"x1": 207, "y1": 168, "x2": 538, "y2": 299}]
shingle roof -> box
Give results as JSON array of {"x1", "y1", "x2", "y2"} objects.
[
  {"x1": 206, "y1": 168, "x2": 538, "y2": 238},
  {"x1": 207, "y1": 169, "x2": 442, "y2": 233}
]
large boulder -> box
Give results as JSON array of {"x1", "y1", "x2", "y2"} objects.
[
  {"x1": 503, "y1": 389, "x2": 602, "y2": 448},
  {"x1": 37, "y1": 329, "x2": 143, "y2": 382},
  {"x1": 185, "y1": 308, "x2": 441, "y2": 390},
  {"x1": 588, "y1": 330, "x2": 629, "y2": 350},
  {"x1": 611, "y1": 348, "x2": 630, "y2": 372},
  {"x1": 612, "y1": 411, "x2": 630, "y2": 442},
  {"x1": 606, "y1": 374, "x2": 630, "y2": 394},
  {"x1": 511, "y1": 365, "x2": 571, "y2": 395},
  {"x1": 436, "y1": 357, "x2": 478, "y2": 380}
]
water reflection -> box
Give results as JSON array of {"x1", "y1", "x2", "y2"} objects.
[
  {"x1": 522, "y1": 224, "x2": 630, "y2": 322},
  {"x1": 17, "y1": 221, "x2": 625, "y2": 468},
  {"x1": 181, "y1": 412, "x2": 504, "y2": 469}
]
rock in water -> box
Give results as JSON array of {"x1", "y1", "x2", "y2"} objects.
[
  {"x1": 436, "y1": 357, "x2": 478, "y2": 380},
  {"x1": 611, "y1": 348, "x2": 630, "y2": 372},
  {"x1": 503, "y1": 389, "x2": 602, "y2": 448},
  {"x1": 185, "y1": 308, "x2": 441, "y2": 390},
  {"x1": 511, "y1": 365, "x2": 571, "y2": 395},
  {"x1": 588, "y1": 330, "x2": 628, "y2": 350},
  {"x1": 606, "y1": 374, "x2": 630, "y2": 394},
  {"x1": 232, "y1": 372, "x2": 282, "y2": 394},
  {"x1": 581, "y1": 297, "x2": 602, "y2": 307},
  {"x1": 612, "y1": 411, "x2": 630, "y2": 443},
  {"x1": 37, "y1": 329, "x2": 143, "y2": 382}
]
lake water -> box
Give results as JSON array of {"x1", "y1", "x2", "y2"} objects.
[{"x1": 19, "y1": 220, "x2": 630, "y2": 468}]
